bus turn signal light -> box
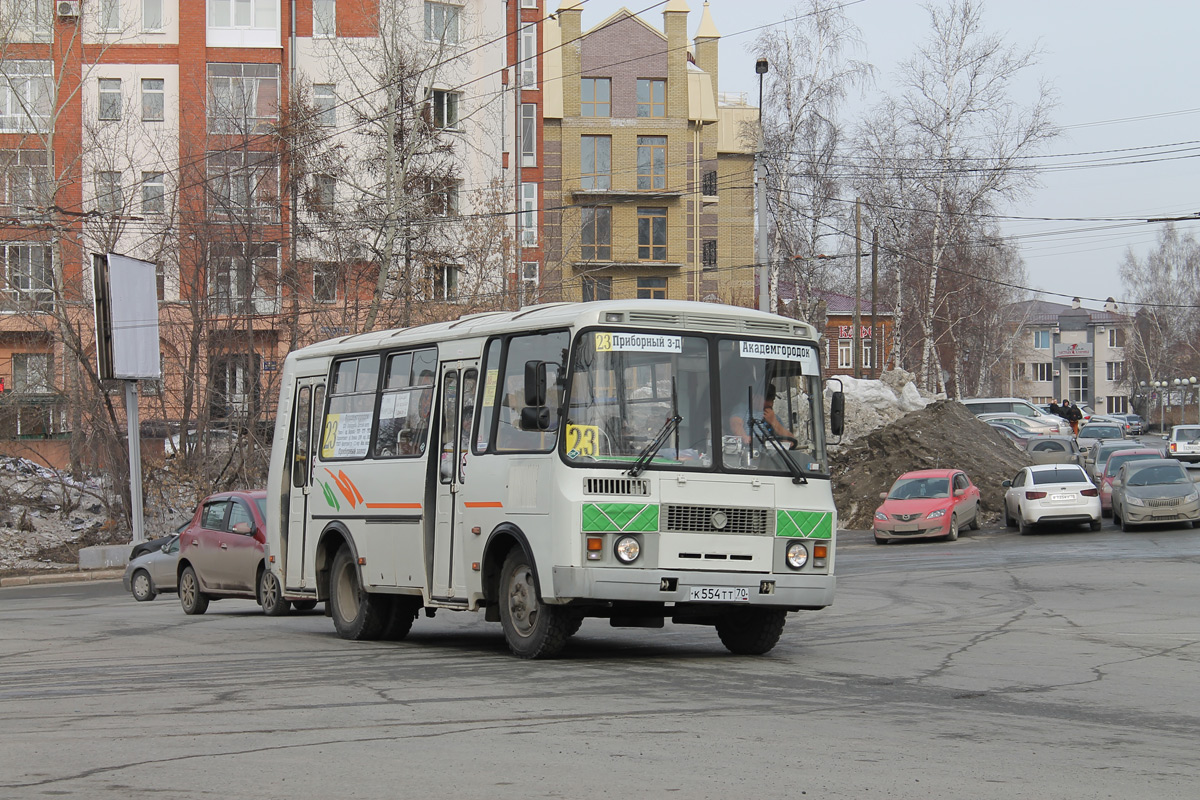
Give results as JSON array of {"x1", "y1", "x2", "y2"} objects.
[
  {"x1": 587, "y1": 537, "x2": 603, "y2": 560},
  {"x1": 813, "y1": 545, "x2": 828, "y2": 559}
]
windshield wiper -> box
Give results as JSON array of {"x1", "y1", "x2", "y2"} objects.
[
  {"x1": 627, "y1": 414, "x2": 683, "y2": 478},
  {"x1": 749, "y1": 416, "x2": 808, "y2": 484}
]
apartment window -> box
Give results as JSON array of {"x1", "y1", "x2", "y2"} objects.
[
  {"x1": 141, "y1": 79, "x2": 164, "y2": 121},
  {"x1": 1106, "y1": 396, "x2": 1129, "y2": 414},
  {"x1": 1032, "y1": 362, "x2": 1053, "y2": 382},
  {"x1": 582, "y1": 276, "x2": 611, "y2": 302},
  {"x1": 143, "y1": 0, "x2": 164, "y2": 30},
  {"x1": 207, "y1": 63, "x2": 280, "y2": 134},
  {"x1": 314, "y1": 262, "x2": 338, "y2": 303},
  {"x1": 520, "y1": 261, "x2": 539, "y2": 305},
  {"x1": 210, "y1": 353, "x2": 260, "y2": 420},
  {"x1": 209, "y1": 242, "x2": 280, "y2": 314},
  {"x1": 1106, "y1": 361, "x2": 1124, "y2": 382},
  {"x1": 209, "y1": 0, "x2": 277, "y2": 28},
  {"x1": 636, "y1": 79, "x2": 665, "y2": 118},
  {"x1": 837, "y1": 339, "x2": 852, "y2": 369},
  {"x1": 313, "y1": 84, "x2": 336, "y2": 126},
  {"x1": 424, "y1": 2, "x2": 459, "y2": 44},
  {"x1": 0, "y1": 61, "x2": 53, "y2": 133},
  {"x1": 636, "y1": 276, "x2": 666, "y2": 300},
  {"x1": 313, "y1": 174, "x2": 336, "y2": 212},
  {"x1": 99, "y1": 78, "x2": 122, "y2": 121},
  {"x1": 430, "y1": 89, "x2": 459, "y2": 129},
  {"x1": 313, "y1": 0, "x2": 335, "y2": 37},
  {"x1": 207, "y1": 150, "x2": 280, "y2": 222},
  {"x1": 581, "y1": 207, "x2": 611, "y2": 261},
  {"x1": 637, "y1": 207, "x2": 666, "y2": 261},
  {"x1": 1032, "y1": 329, "x2": 1050, "y2": 349},
  {"x1": 100, "y1": 0, "x2": 121, "y2": 31},
  {"x1": 141, "y1": 171, "x2": 165, "y2": 214},
  {"x1": 862, "y1": 339, "x2": 873, "y2": 369},
  {"x1": 4, "y1": 244, "x2": 54, "y2": 311},
  {"x1": 1108, "y1": 328, "x2": 1125, "y2": 348},
  {"x1": 12, "y1": 0, "x2": 53, "y2": 41},
  {"x1": 636, "y1": 136, "x2": 666, "y2": 190},
  {"x1": 701, "y1": 169, "x2": 717, "y2": 196},
  {"x1": 580, "y1": 135, "x2": 610, "y2": 190},
  {"x1": 425, "y1": 177, "x2": 458, "y2": 216},
  {"x1": 580, "y1": 78, "x2": 610, "y2": 117},
  {"x1": 520, "y1": 183, "x2": 537, "y2": 246},
  {"x1": 701, "y1": 239, "x2": 717, "y2": 268},
  {"x1": 1013, "y1": 362, "x2": 1027, "y2": 381},
  {"x1": 520, "y1": 0, "x2": 537, "y2": 7},
  {"x1": 428, "y1": 264, "x2": 460, "y2": 301},
  {"x1": 518, "y1": 24, "x2": 537, "y2": 87},
  {"x1": 520, "y1": 103, "x2": 536, "y2": 167},
  {"x1": 12, "y1": 353, "x2": 52, "y2": 394},
  {"x1": 96, "y1": 171, "x2": 123, "y2": 215},
  {"x1": 1067, "y1": 362, "x2": 1088, "y2": 404},
  {"x1": 0, "y1": 150, "x2": 50, "y2": 217}
]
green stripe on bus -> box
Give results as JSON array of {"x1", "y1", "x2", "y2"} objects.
[
  {"x1": 776, "y1": 510, "x2": 832, "y2": 539},
  {"x1": 582, "y1": 503, "x2": 660, "y2": 532}
]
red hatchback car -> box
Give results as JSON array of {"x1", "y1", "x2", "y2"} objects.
[
  {"x1": 873, "y1": 469, "x2": 982, "y2": 544},
  {"x1": 176, "y1": 490, "x2": 313, "y2": 616}
]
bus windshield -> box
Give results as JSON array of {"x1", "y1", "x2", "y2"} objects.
[{"x1": 563, "y1": 331, "x2": 827, "y2": 475}]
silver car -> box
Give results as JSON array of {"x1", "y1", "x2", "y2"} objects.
[
  {"x1": 1025, "y1": 435, "x2": 1081, "y2": 466},
  {"x1": 122, "y1": 534, "x2": 180, "y2": 601},
  {"x1": 1076, "y1": 422, "x2": 1126, "y2": 454},
  {"x1": 1081, "y1": 440, "x2": 1136, "y2": 483},
  {"x1": 1111, "y1": 459, "x2": 1200, "y2": 531}
]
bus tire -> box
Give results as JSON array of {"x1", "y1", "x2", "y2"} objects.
[
  {"x1": 498, "y1": 548, "x2": 571, "y2": 659},
  {"x1": 715, "y1": 608, "x2": 787, "y2": 655},
  {"x1": 381, "y1": 596, "x2": 421, "y2": 641},
  {"x1": 259, "y1": 570, "x2": 290, "y2": 616},
  {"x1": 293, "y1": 600, "x2": 318, "y2": 612},
  {"x1": 329, "y1": 546, "x2": 387, "y2": 641}
]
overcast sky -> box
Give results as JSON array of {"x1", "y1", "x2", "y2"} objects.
[{"x1": 575, "y1": 0, "x2": 1200, "y2": 310}]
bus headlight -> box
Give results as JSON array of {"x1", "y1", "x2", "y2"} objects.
[
  {"x1": 785, "y1": 541, "x2": 809, "y2": 569},
  {"x1": 614, "y1": 536, "x2": 641, "y2": 564}
]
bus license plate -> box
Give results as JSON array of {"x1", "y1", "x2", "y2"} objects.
[{"x1": 689, "y1": 587, "x2": 750, "y2": 602}]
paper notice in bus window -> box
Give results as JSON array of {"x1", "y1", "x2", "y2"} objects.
[
  {"x1": 321, "y1": 412, "x2": 373, "y2": 459},
  {"x1": 739, "y1": 341, "x2": 820, "y2": 375},
  {"x1": 482, "y1": 369, "x2": 499, "y2": 408},
  {"x1": 595, "y1": 332, "x2": 682, "y2": 353}
]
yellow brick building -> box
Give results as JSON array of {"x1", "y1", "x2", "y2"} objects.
[{"x1": 541, "y1": 1, "x2": 756, "y2": 304}]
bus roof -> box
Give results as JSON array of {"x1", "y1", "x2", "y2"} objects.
[{"x1": 288, "y1": 300, "x2": 819, "y2": 361}]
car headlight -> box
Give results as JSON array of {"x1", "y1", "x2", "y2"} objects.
[
  {"x1": 1185, "y1": 490, "x2": 1199, "y2": 503},
  {"x1": 785, "y1": 541, "x2": 809, "y2": 569},
  {"x1": 1126, "y1": 496, "x2": 1145, "y2": 507},
  {"x1": 926, "y1": 508, "x2": 946, "y2": 519},
  {"x1": 874, "y1": 510, "x2": 889, "y2": 521},
  {"x1": 613, "y1": 535, "x2": 641, "y2": 564}
]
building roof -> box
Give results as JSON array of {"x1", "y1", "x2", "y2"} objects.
[
  {"x1": 694, "y1": 1, "x2": 720, "y2": 38},
  {"x1": 1010, "y1": 299, "x2": 1129, "y2": 325}
]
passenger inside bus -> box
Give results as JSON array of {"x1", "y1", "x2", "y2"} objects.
[{"x1": 396, "y1": 371, "x2": 434, "y2": 455}]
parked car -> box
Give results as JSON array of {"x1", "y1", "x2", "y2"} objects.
[
  {"x1": 872, "y1": 469, "x2": 982, "y2": 545},
  {"x1": 176, "y1": 490, "x2": 315, "y2": 616},
  {"x1": 1002, "y1": 464, "x2": 1101, "y2": 534},
  {"x1": 1167, "y1": 425, "x2": 1200, "y2": 464},
  {"x1": 1025, "y1": 435, "x2": 1081, "y2": 466},
  {"x1": 988, "y1": 421, "x2": 1033, "y2": 449},
  {"x1": 1116, "y1": 413, "x2": 1144, "y2": 435},
  {"x1": 1076, "y1": 422, "x2": 1126, "y2": 453},
  {"x1": 123, "y1": 534, "x2": 180, "y2": 601},
  {"x1": 1098, "y1": 448, "x2": 1164, "y2": 516},
  {"x1": 1083, "y1": 440, "x2": 1144, "y2": 484},
  {"x1": 978, "y1": 413, "x2": 1060, "y2": 436},
  {"x1": 1111, "y1": 458, "x2": 1200, "y2": 531},
  {"x1": 129, "y1": 517, "x2": 192, "y2": 560},
  {"x1": 964, "y1": 397, "x2": 1070, "y2": 434}
]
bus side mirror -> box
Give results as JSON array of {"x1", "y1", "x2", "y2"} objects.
[
  {"x1": 520, "y1": 406, "x2": 551, "y2": 431},
  {"x1": 524, "y1": 360, "x2": 547, "y2": 406},
  {"x1": 830, "y1": 391, "x2": 845, "y2": 437}
]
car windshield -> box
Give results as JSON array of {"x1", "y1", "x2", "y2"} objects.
[
  {"x1": 1106, "y1": 453, "x2": 1157, "y2": 476},
  {"x1": 1128, "y1": 465, "x2": 1190, "y2": 486},
  {"x1": 1081, "y1": 426, "x2": 1121, "y2": 439},
  {"x1": 888, "y1": 477, "x2": 950, "y2": 499},
  {"x1": 1174, "y1": 428, "x2": 1200, "y2": 442},
  {"x1": 1031, "y1": 467, "x2": 1087, "y2": 485}
]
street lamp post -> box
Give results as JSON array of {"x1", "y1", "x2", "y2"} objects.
[{"x1": 755, "y1": 57, "x2": 769, "y2": 313}]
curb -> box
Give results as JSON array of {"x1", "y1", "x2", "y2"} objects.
[{"x1": 0, "y1": 569, "x2": 124, "y2": 588}]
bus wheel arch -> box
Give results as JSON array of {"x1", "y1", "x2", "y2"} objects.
[
  {"x1": 481, "y1": 524, "x2": 538, "y2": 612},
  {"x1": 314, "y1": 523, "x2": 355, "y2": 604}
]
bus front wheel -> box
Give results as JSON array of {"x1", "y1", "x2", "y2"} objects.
[
  {"x1": 498, "y1": 549, "x2": 571, "y2": 659},
  {"x1": 329, "y1": 546, "x2": 387, "y2": 640},
  {"x1": 715, "y1": 608, "x2": 787, "y2": 655}
]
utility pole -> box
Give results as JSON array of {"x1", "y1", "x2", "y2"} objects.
[
  {"x1": 852, "y1": 197, "x2": 862, "y2": 379},
  {"x1": 755, "y1": 58, "x2": 769, "y2": 312},
  {"x1": 870, "y1": 227, "x2": 878, "y2": 378}
]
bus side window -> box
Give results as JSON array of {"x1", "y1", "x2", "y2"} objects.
[
  {"x1": 495, "y1": 331, "x2": 567, "y2": 452},
  {"x1": 292, "y1": 386, "x2": 311, "y2": 487},
  {"x1": 474, "y1": 339, "x2": 502, "y2": 454}
]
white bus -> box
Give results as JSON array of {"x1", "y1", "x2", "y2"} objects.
[{"x1": 264, "y1": 300, "x2": 844, "y2": 658}]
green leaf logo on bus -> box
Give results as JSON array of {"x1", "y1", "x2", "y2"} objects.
[{"x1": 322, "y1": 481, "x2": 340, "y2": 511}]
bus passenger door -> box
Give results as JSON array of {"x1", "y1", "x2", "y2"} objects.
[
  {"x1": 431, "y1": 363, "x2": 477, "y2": 601},
  {"x1": 285, "y1": 379, "x2": 324, "y2": 591}
]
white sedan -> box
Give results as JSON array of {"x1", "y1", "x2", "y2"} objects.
[{"x1": 1002, "y1": 464, "x2": 1102, "y2": 534}]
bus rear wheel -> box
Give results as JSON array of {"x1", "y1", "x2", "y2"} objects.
[
  {"x1": 381, "y1": 596, "x2": 422, "y2": 641},
  {"x1": 498, "y1": 549, "x2": 571, "y2": 659},
  {"x1": 329, "y1": 546, "x2": 387, "y2": 640},
  {"x1": 715, "y1": 608, "x2": 787, "y2": 655}
]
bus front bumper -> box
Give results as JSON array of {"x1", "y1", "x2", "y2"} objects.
[{"x1": 550, "y1": 566, "x2": 835, "y2": 609}]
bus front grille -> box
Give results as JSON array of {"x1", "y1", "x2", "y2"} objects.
[
  {"x1": 662, "y1": 505, "x2": 770, "y2": 535},
  {"x1": 584, "y1": 477, "x2": 651, "y2": 496}
]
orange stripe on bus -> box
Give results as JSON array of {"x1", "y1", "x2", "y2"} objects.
[
  {"x1": 364, "y1": 502, "x2": 422, "y2": 509},
  {"x1": 464, "y1": 501, "x2": 504, "y2": 508}
]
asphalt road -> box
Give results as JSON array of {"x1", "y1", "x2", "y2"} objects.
[{"x1": 2, "y1": 518, "x2": 1198, "y2": 799}]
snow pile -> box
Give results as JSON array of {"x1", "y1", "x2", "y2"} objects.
[{"x1": 826, "y1": 369, "x2": 942, "y2": 443}]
